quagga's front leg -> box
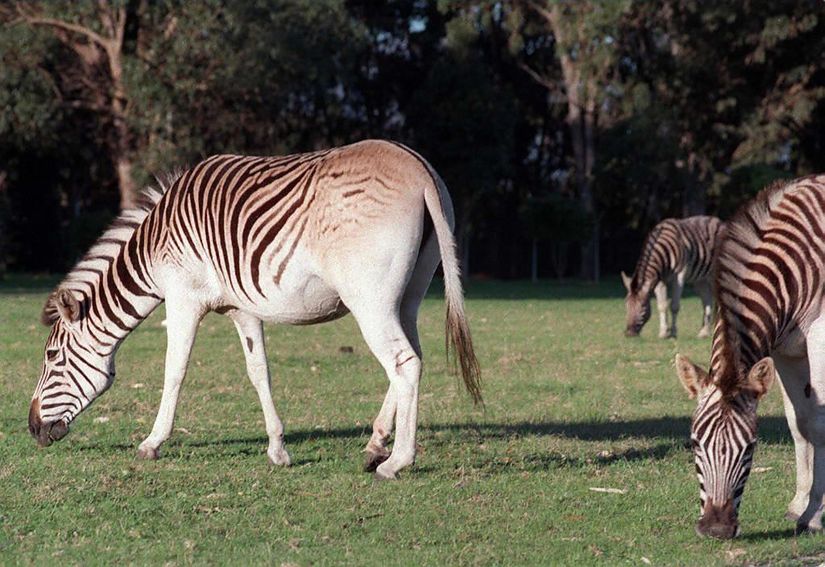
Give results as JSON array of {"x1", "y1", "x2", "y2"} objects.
[
  {"x1": 668, "y1": 274, "x2": 686, "y2": 339},
  {"x1": 228, "y1": 310, "x2": 290, "y2": 467},
  {"x1": 137, "y1": 295, "x2": 205, "y2": 460}
]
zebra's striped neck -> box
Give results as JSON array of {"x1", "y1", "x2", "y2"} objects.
[
  {"x1": 56, "y1": 178, "x2": 176, "y2": 352},
  {"x1": 631, "y1": 223, "x2": 674, "y2": 295},
  {"x1": 709, "y1": 314, "x2": 771, "y2": 396}
]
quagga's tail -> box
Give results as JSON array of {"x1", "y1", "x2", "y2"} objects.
[{"x1": 422, "y1": 168, "x2": 483, "y2": 406}]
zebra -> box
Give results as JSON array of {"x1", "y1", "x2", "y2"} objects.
[
  {"x1": 675, "y1": 175, "x2": 825, "y2": 538},
  {"x1": 28, "y1": 139, "x2": 482, "y2": 480},
  {"x1": 622, "y1": 216, "x2": 724, "y2": 339}
]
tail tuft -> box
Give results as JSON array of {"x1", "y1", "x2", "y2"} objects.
[{"x1": 446, "y1": 300, "x2": 483, "y2": 406}]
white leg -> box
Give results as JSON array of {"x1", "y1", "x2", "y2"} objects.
[
  {"x1": 797, "y1": 318, "x2": 825, "y2": 532},
  {"x1": 774, "y1": 354, "x2": 814, "y2": 520},
  {"x1": 654, "y1": 282, "x2": 669, "y2": 339},
  {"x1": 353, "y1": 308, "x2": 421, "y2": 480},
  {"x1": 694, "y1": 281, "x2": 713, "y2": 338},
  {"x1": 137, "y1": 297, "x2": 203, "y2": 459},
  {"x1": 229, "y1": 311, "x2": 290, "y2": 466},
  {"x1": 668, "y1": 275, "x2": 684, "y2": 339},
  {"x1": 363, "y1": 228, "x2": 437, "y2": 473}
]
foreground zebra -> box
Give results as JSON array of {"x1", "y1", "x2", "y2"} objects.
[
  {"x1": 676, "y1": 175, "x2": 825, "y2": 538},
  {"x1": 29, "y1": 140, "x2": 482, "y2": 480},
  {"x1": 622, "y1": 216, "x2": 724, "y2": 338}
]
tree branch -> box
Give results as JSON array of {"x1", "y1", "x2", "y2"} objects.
[{"x1": 17, "y1": 14, "x2": 111, "y2": 49}]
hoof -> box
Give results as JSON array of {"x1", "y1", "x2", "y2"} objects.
[
  {"x1": 373, "y1": 468, "x2": 397, "y2": 481},
  {"x1": 363, "y1": 451, "x2": 389, "y2": 473},
  {"x1": 697, "y1": 329, "x2": 711, "y2": 339},
  {"x1": 268, "y1": 448, "x2": 292, "y2": 467},
  {"x1": 795, "y1": 521, "x2": 823, "y2": 535},
  {"x1": 136, "y1": 445, "x2": 159, "y2": 460}
]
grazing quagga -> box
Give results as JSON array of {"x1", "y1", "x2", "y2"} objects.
[
  {"x1": 676, "y1": 175, "x2": 825, "y2": 538},
  {"x1": 622, "y1": 216, "x2": 724, "y2": 339},
  {"x1": 28, "y1": 139, "x2": 482, "y2": 480}
]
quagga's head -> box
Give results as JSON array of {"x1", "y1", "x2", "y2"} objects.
[
  {"x1": 675, "y1": 354, "x2": 775, "y2": 539},
  {"x1": 29, "y1": 289, "x2": 115, "y2": 447},
  {"x1": 621, "y1": 271, "x2": 650, "y2": 337}
]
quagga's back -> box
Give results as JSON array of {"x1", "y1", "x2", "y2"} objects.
[
  {"x1": 622, "y1": 215, "x2": 724, "y2": 338},
  {"x1": 675, "y1": 175, "x2": 825, "y2": 538},
  {"x1": 29, "y1": 140, "x2": 481, "y2": 481}
]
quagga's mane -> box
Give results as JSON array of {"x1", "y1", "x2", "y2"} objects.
[
  {"x1": 711, "y1": 177, "x2": 803, "y2": 396},
  {"x1": 40, "y1": 171, "x2": 183, "y2": 325}
]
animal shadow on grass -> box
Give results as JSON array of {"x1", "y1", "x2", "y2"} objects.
[{"x1": 71, "y1": 415, "x2": 790, "y2": 471}]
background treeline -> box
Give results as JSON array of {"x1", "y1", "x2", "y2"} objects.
[{"x1": 1, "y1": 0, "x2": 823, "y2": 279}]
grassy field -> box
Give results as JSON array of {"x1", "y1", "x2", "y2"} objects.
[{"x1": 1, "y1": 275, "x2": 823, "y2": 565}]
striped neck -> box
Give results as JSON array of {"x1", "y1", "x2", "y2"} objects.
[
  {"x1": 69, "y1": 226, "x2": 162, "y2": 352},
  {"x1": 709, "y1": 307, "x2": 773, "y2": 396},
  {"x1": 631, "y1": 224, "x2": 672, "y2": 295}
]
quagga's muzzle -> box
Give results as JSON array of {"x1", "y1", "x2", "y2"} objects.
[{"x1": 28, "y1": 399, "x2": 70, "y2": 447}]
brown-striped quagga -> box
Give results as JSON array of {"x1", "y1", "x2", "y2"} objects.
[{"x1": 29, "y1": 140, "x2": 482, "y2": 480}]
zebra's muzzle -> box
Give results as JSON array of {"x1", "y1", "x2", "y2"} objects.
[
  {"x1": 696, "y1": 499, "x2": 739, "y2": 539},
  {"x1": 28, "y1": 399, "x2": 70, "y2": 447},
  {"x1": 624, "y1": 327, "x2": 640, "y2": 338}
]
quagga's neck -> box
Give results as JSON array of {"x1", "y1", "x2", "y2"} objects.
[
  {"x1": 69, "y1": 228, "x2": 162, "y2": 352},
  {"x1": 58, "y1": 180, "x2": 174, "y2": 353}
]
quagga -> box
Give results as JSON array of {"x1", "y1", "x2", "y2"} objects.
[
  {"x1": 29, "y1": 139, "x2": 482, "y2": 480},
  {"x1": 622, "y1": 216, "x2": 724, "y2": 339},
  {"x1": 675, "y1": 175, "x2": 825, "y2": 538}
]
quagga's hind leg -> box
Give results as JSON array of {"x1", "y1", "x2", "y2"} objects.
[
  {"x1": 363, "y1": 235, "x2": 437, "y2": 473},
  {"x1": 694, "y1": 281, "x2": 713, "y2": 338},
  {"x1": 774, "y1": 354, "x2": 814, "y2": 521},
  {"x1": 137, "y1": 296, "x2": 204, "y2": 460},
  {"x1": 229, "y1": 311, "x2": 290, "y2": 467},
  {"x1": 654, "y1": 282, "x2": 670, "y2": 339},
  {"x1": 352, "y1": 306, "x2": 422, "y2": 481}
]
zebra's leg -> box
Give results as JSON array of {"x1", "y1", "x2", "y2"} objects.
[
  {"x1": 137, "y1": 297, "x2": 203, "y2": 460},
  {"x1": 797, "y1": 318, "x2": 825, "y2": 532},
  {"x1": 354, "y1": 309, "x2": 421, "y2": 480},
  {"x1": 229, "y1": 310, "x2": 290, "y2": 467},
  {"x1": 363, "y1": 227, "x2": 437, "y2": 474},
  {"x1": 668, "y1": 275, "x2": 685, "y2": 339},
  {"x1": 774, "y1": 354, "x2": 814, "y2": 521},
  {"x1": 654, "y1": 282, "x2": 669, "y2": 339},
  {"x1": 695, "y1": 281, "x2": 713, "y2": 338}
]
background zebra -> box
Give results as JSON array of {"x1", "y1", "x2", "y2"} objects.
[
  {"x1": 29, "y1": 139, "x2": 482, "y2": 481},
  {"x1": 622, "y1": 216, "x2": 724, "y2": 339},
  {"x1": 676, "y1": 175, "x2": 825, "y2": 538}
]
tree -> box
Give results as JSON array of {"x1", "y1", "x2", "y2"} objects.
[{"x1": 8, "y1": 1, "x2": 138, "y2": 209}]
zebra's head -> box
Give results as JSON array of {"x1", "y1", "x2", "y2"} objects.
[
  {"x1": 29, "y1": 289, "x2": 115, "y2": 447},
  {"x1": 675, "y1": 354, "x2": 775, "y2": 539},
  {"x1": 621, "y1": 271, "x2": 651, "y2": 337}
]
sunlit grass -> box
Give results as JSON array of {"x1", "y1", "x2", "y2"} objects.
[{"x1": 0, "y1": 277, "x2": 820, "y2": 565}]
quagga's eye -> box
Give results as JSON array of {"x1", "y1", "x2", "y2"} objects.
[{"x1": 46, "y1": 348, "x2": 59, "y2": 360}]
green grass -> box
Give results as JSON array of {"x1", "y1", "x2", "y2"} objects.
[{"x1": 0, "y1": 276, "x2": 822, "y2": 565}]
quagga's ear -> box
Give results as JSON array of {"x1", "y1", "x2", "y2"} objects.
[
  {"x1": 743, "y1": 357, "x2": 775, "y2": 399},
  {"x1": 621, "y1": 271, "x2": 632, "y2": 291},
  {"x1": 675, "y1": 354, "x2": 709, "y2": 399},
  {"x1": 41, "y1": 289, "x2": 82, "y2": 326}
]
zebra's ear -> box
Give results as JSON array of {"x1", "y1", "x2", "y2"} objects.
[
  {"x1": 675, "y1": 354, "x2": 709, "y2": 399},
  {"x1": 744, "y1": 357, "x2": 775, "y2": 399},
  {"x1": 41, "y1": 289, "x2": 82, "y2": 326},
  {"x1": 621, "y1": 271, "x2": 632, "y2": 291}
]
